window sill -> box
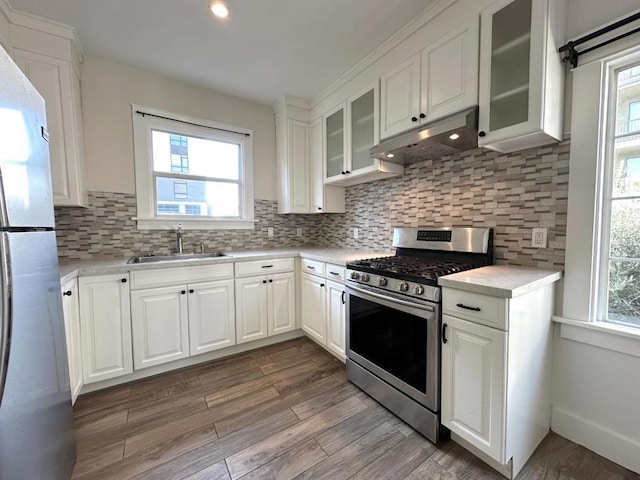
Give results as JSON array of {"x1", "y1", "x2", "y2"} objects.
[
  {"x1": 134, "y1": 217, "x2": 257, "y2": 230},
  {"x1": 553, "y1": 316, "x2": 640, "y2": 358}
]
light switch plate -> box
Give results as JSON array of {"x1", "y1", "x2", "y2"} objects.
[
  {"x1": 531, "y1": 228, "x2": 547, "y2": 248},
  {"x1": 296, "y1": 228, "x2": 303, "y2": 237},
  {"x1": 353, "y1": 228, "x2": 359, "y2": 239},
  {"x1": 267, "y1": 227, "x2": 274, "y2": 237}
]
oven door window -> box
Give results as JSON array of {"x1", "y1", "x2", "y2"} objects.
[{"x1": 349, "y1": 295, "x2": 427, "y2": 394}]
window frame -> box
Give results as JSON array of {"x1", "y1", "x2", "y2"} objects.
[
  {"x1": 131, "y1": 104, "x2": 255, "y2": 230},
  {"x1": 560, "y1": 37, "x2": 640, "y2": 356}
]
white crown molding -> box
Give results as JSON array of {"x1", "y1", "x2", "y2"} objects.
[
  {"x1": 0, "y1": 0, "x2": 83, "y2": 55},
  {"x1": 309, "y1": 0, "x2": 457, "y2": 109},
  {"x1": 272, "y1": 95, "x2": 310, "y2": 116}
]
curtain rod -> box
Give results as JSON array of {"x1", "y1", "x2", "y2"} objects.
[
  {"x1": 559, "y1": 11, "x2": 640, "y2": 68},
  {"x1": 135, "y1": 110, "x2": 251, "y2": 137}
]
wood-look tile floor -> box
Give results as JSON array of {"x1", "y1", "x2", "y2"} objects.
[{"x1": 72, "y1": 338, "x2": 639, "y2": 480}]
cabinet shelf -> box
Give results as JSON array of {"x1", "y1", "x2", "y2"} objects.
[
  {"x1": 327, "y1": 128, "x2": 344, "y2": 138},
  {"x1": 353, "y1": 112, "x2": 374, "y2": 127},
  {"x1": 492, "y1": 32, "x2": 531, "y2": 57},
  {"x1": 490, "y1": 84, "x2": 528, "y2": 103},
  {"x1": 328, "y1": 154, "x2": 344, "y2": 164}
]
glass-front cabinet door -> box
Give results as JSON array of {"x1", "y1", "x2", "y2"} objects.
[
  {"x1": 349, "y1": 85, "x2": 379, "y2": 174},
  {"x1": 324, "y1": 103, "x2": 346, "y2": 183},
  {"x1": 478, "y1": 0, "x2": 565, "y2": 153}
]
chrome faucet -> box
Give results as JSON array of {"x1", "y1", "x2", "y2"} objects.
[
  {"x1": 199, "y1": 241, "x2": 205, "y2": 253},
  {"x1": 176, "y1": 224, "x2": 184, "y2": 254}
]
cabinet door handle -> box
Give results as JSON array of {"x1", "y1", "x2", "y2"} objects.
[
  {"x1": 419, "y1": 113, "x2": 426, "y2": 119},
  {"x1": 318, "y1": 207, "x2": 322, "y2": 210},
  {"x1": 268, "y1": 279, "x2": 273, "y2": 283},
  {"x1": 456, "y1": 303, "x2": 481, "y2": 312},
  {"x1": 189, "y1": 289, "x2": 194, "y2": 293},
  {"x1": 329, "y1": 271, "x2": 339, "y2": 276},
  {"x1": 181, "y1": 290, "x2": 186, "y2": 295},
  {"x1": 307, "y1": 266, "x2": 315, "y2": 270},
  {"x1": 411, "y1": 116, "x2": 418, "y2": 122},
  {"x1": 261, "y1": 265, "x2": 273, "y2": 269},
  {"x1": 262, "y1": 280, "x2": 267, "y2": 284},
  {"x1": 63, "y1": 290, "x2": 72, "y2": 297},
  {"x1": 478, "y1": 131, "x2": 486, "y2": 137},
  {"x1": 345, "y1": 170, "x2": 351, "y2": 174},
  {"x1": 121, "y1": 278, "x2": 127, "y2": 283},
  {"x1": 341, "y1": 291, "x2": 346, "y2": 304},
  {"x1": 442, "y1": 323, "x2": 448, "y2": 344},
  {"x1": 341, "y1": 171, "x2": 346, "y2": 175},
  {"x1": 320, "y1": 283, "x2": 325, "y2": 288}
]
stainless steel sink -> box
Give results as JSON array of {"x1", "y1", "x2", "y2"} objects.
[{"x1": 127, "y1": 252, "x2": 228, "y2": 264}]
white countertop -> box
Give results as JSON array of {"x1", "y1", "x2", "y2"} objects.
[
  {"x1": 438, "y1": 265, "x2": 563, "y2": 298},
  {"x1": 58, "y1": 247, "x2": 392, "y2": 284}
]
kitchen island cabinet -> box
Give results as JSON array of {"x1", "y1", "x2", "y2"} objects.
[{"x1": 440, "y1": 265, "x2": 562, "y2": 479}]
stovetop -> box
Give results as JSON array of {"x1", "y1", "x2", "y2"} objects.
[
  {"x1": 345, "y1": 227, "x2": 493, "y2": 303},
  {"x1": 348, "y1": 255, "x2": 480, "y2": 285}
]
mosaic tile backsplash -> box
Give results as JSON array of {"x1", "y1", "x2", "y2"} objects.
[{"x1": 55, "y1": 140, "x2": 569, "y2": 269}]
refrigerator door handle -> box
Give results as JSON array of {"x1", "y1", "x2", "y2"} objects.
[
  {"x1": 0, "y1": 169, "x2": 9, "y2": 228},
  {"x1": 0, "y1": 233, "x2": 11, "y2": 406}
]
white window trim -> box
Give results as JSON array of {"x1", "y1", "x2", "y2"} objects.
[
  {"x1": 559, "y1": 34, "x2": 640, "y2": 353},
  {"x1": 131, "y1": 104, "x2": 255, "y2": 230}
]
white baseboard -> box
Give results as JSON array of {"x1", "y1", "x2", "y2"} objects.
[{"x1": 551, "y1": 405, "x2": 640, "y2": 474}]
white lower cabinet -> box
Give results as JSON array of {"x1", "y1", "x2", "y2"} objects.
[
  {"x1": 300, "y1": 272, "x2": 327, "y2": 343},
  {"x1": 60, "y1": 278, "x2": 82, "y2": 404},
  {"x1": 129, "y1": 266, "x2": 237, "y2": 368},
  {"x1": 325, "y1": 279, "x2": 346, "y2": 358},
  {"x1": 78, "y1": 274, "x2": 133, "y2": 384},
  {"x1": 130, "y1": 286, "x2": 190, "y2": 370},
  {"x1": 188, "y1": 279, "x2": 236, "y2": 355},
  {"x1": 441, "y1": 314, "x2": 506, "y2": 461},
  {"x1": 300, "y1": 263, "x2": 347, "y2": 360},
  {"x1": 441, "y1": 281, "x2": 556, "y2": 479},
  {"x1": 235, "y1": 271, "x2": 295, "y2": 344}
]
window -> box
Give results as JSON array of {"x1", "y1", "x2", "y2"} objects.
[
  {"x1": 601, "y1": 65, "x2": 640, "y2": 328},
  {"x1": 132, "y1": 105, "x2": 254, "y2": 230}
]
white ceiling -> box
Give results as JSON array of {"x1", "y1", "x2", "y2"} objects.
[{"x1": 9, "y1": 0, "x2": 434, "y2": 105}]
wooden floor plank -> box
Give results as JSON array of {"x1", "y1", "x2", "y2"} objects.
[
  {"x1": 349, "y1": 432, "x2": 437, "y2": 480},
  {"x1": 225, "y1": 396, "x2": 367, "y2": 478},
  {"x1": 293, "y1": 421, "x2": 404, "y2": 480},
  {"x1": 71, "y1": 338, "x2": 639, "y2": 480},
  {"x1": 236, "y1": 438, "x2": 327, "y2": 480},
  {"x1": 182, "y1": 461, "x2": 231, "y2": 480}
]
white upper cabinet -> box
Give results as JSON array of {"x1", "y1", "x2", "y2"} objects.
[
  {"x1": 421, "y1": 19, "x2": 480, "y2": 122},
  {"x1": 478, "y1": 0, "x2": 566, "y2": 152},
  {"x1": 275, "y1": 96, "x2": 345, "y2": 213},
  {"x1": 381, "y1": 17, "x2": 480, "y2": 140},
  {"x1": 11, "y1": 21, "x2": 87, "y2": 207},
  {"x1": 325, "y1": 84, "x2": 403, "y2": 186},
  {"x1": 310, "y1": 117, "x2": 345, "y2": 213}
]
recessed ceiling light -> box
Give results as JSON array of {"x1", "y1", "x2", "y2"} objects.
[
  {"x1": 449, "y1": 133, "x2": 460, "y2": 140},
  {"x1": 210, "y1": 1, "x2": 229, "y2": 18},
  {"x1": 386, "y1": 153, "x2": 395, "y2": 158}
]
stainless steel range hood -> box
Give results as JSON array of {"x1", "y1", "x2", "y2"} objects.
[{"x1": 370, "y1": 107, "x2": 478, "y2": 165}]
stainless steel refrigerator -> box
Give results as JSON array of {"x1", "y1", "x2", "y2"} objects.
[{"x1": 0, "y1": 44, "x2": 75, "y2": 478}]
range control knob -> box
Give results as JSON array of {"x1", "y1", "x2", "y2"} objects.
[
  {"x1": 414, "y1": 285, "x2": 425, "y2": 295},
  {"x1": 399, "y1": 281, "x2": 409, "y2": 292},
  {"x1": 361, "y1": 273, "x2": 370, "y2": 282},
  {"x1": 378, "y1": 277, "x2": 388, "y2": 287},
  {"x1": 350, "y1": 271, "x2": 360, "y2": 280}
]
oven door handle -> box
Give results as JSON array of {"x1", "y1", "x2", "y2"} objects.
[{"x1": 346, "y1": 284, "x2": 435, "y2": 312}]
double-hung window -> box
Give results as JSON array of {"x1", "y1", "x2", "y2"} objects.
[
  {"x1": 563, "y1": 41, "x2": 640, "y2": 346},
  {"x1": 132, "y1": 105, "x2": 254, "y2": 230}
]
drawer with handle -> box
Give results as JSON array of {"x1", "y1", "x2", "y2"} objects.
[
  {"x1": 234, "y1": 257, "x2": 295, "y2": 277},
  {"x1": 301, "y1": 258, "x2": 325, "y2": 277},
  {"x1": 442, "y1": 287, "x2": 508, "y2": 330},
  {"x1": 325, "y1": 264, "x2": 346, "y2": 282}
]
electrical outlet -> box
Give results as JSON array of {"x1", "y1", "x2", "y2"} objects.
[
  {"x1": 296, "y1": 228, "x2": 303, "y2": 237},
  {"x1": 353, "y1": 228, "x2": 359, "y2": 240},
  {"x1": 531, "y1": 228, "x2": 547, "y2": 248},
  {"x1": 267, "y1": 227, "x2": 274, "y2": 237}
]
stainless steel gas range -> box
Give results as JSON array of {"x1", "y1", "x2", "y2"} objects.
[{"x1": 345, "y1": 227, "x2": 493, "y2": 443}]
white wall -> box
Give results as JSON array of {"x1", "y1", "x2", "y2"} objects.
[
  {"x1": 567, "y1": 0, "x2": 640, "y2": 39},
  {"x1": 80, "y1": 55, "x2": 277, "y2": 200}
]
